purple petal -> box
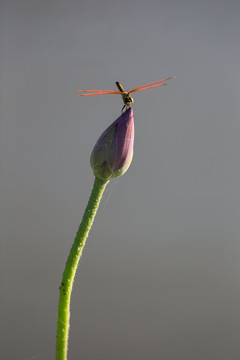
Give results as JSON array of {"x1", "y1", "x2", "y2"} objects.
[{"x1": 114, "y1": 108, "x2": 134, "y2": 171}]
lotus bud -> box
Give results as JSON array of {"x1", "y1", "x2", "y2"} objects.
[{"x1": 90, "y1": 108, "x2": 134, "y2": 181}]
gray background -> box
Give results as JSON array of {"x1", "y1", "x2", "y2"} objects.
[{"x1": 1, "y1": 0, "x2": 240, "y2": 359}]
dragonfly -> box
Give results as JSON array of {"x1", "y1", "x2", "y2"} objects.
[{"x1": 76, "y1": 76, "x2": 175, "y2": 111}]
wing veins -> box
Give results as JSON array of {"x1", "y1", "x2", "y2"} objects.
[
  {"x1": 128, "y1": 76, "x2": 175, "y2": 93},
  {"x1": 76, "y1": 91, "x2": 121, "y2": 96},
  {"x1": 77, "y1": 89, "x2": 121, "y2": 93},
  {"x1": 129, "y1": 83, "x2": 168, "y2": 93}
]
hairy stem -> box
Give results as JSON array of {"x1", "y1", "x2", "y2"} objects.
[{"x1": 56, "y1": 177, "x2": 108, "y2": 360}]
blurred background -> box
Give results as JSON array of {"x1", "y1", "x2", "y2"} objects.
[{"x1": 1, "y1": 0, "x2": 240, "y2": 359}]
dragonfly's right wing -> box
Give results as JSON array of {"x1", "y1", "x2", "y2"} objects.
[
  {"x1": 76, "y1": 90, "x2": 121, "y2": 96},
  {"x1": 128, "y1": 76, "x2": 175, "y2": 93}
]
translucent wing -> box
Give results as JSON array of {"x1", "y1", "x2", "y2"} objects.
[
  {"x1": 128, "y1": 76, "x2": 175, "y2": 93},
  {"x1": 129, "y1": 83, "x2": 168, "y2": 94},
  {"x1": 77, "y1": 89, "x2": 121, "y2": 93},
  {"x1": 76, "y1": 90, "x2": 122, "y2": 96}
]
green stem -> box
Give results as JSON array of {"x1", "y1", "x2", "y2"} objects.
[{"x1": 56, "y1": 177, "x2": 108, "y2": 360}]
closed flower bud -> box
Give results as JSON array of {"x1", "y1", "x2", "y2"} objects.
[{"x1": 90, "y1": 108, "x2": 134, "y2": 181}]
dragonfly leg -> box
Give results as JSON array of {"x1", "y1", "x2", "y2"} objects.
[{"x1": 122, "y1": 104, "x2": 129, "y2": 113}]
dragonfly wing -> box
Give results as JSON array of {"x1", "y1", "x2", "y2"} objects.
[
  {"x1": 128, "y1": 76, "x2": 175, "y2": 93},
  {"x1": 129, "y1": 83, "x2": 168, "y2": 94},
  {"x1": 77, "y1": 89, "x2": 121, "y2": 93},
  {"x1": 76, "y1": 91, "x2": 121, "y2": 96}
]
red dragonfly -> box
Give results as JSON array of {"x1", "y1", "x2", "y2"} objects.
[{"x1": 76, "y1": 76, "x2": 175, "y2": 110}]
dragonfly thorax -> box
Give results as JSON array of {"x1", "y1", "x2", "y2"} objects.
[{"x1": 116, "y1": 82, "x2": 134, "y2": 106}]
